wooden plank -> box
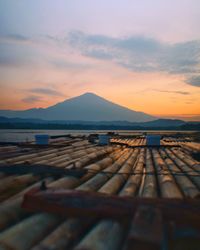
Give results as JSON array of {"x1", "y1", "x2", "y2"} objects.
[
  {"x1": 22, "y1": 189, "x2": 200, "y2": 230},
  {"x1": 125, "y1": 206, "x2": 163, "y2": 250}
]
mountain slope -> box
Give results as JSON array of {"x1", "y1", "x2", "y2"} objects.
[{"x1": 0, "y1": 92, "x2": 155, "y2": 122}]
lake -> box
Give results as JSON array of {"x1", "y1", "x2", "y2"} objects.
[{"x1": 0, "y1": 129, "x2": 194, "y2": 143}]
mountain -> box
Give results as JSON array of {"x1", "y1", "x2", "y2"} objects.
[{"x1": 0, "y1": 92, "x2": 155, "y2": 122}]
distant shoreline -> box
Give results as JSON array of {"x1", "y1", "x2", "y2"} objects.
[{"x1": 0, "y1": 123, "x2": 199, "y2": 131}]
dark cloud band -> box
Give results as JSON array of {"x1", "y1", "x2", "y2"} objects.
[{"x1": 29, "y1": 88, "x2": 64, "y2": 97}]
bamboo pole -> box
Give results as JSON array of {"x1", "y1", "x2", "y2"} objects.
[
  {"x1": 48, "y1": 146, "x2": 98, "y2": 164},
  {"x1": 172, "y1": 148, "x2": 200, "y2": 171},
  {"x1": 32, "y1": 145, "x2": 95, "y2": 166},
  {"x1": 119, "y1": 148, "x2": 145, "y2": 196},
  {"x1": 165, "y1": 148, "x2": 200, "y2": 189},
  {"x1": 0, "y1": 213, "x2": 62, "y2": 250},
  {"x1": 182, "y1": 142, "x2": 200, "y2": 152},
  {"x1": 33, "y1": 218, "x2": 95, "y2": 250},
  {"x1": 73, "y1": 219, "x2": 125, "y2": 250},
  {"x1": 0, "y1": 146, "x2": 19, "y2": 152},
  {"x1": 70, "y1": 146, "x2": 114, "y2": 169},
  {"x1": 0, "y1": 177, "x2": 53, "y2": 231},
  {"x1": 0, "y1": 141, "x2": 90, "y2": 165},
  {"x1": 0, "y1": 174, "x2": 39, "y2": 202},
  {"x1": 0, "y1": 148, "x2": 119, "y2": 249},
  {"x1": 180, "y1": 143, "x2": 199, "y2": 154},
  {"x1": 77, "y1": 149, "x2": 131, "y2": 192},
  {"x1": 15, "y1": 144, "x2": 93, "y2": 165},
  {"x1": 73, "y1": 149, "x2": 146, "y2": 250},
  {"x1": 0, "y1": 146, "x2": 97, "y2": 200},
  {"x1": 0, "y1": 148, "x2": 63, "y2": 164},
  {"x1": 0, "y1": 145, "x2": 99, "y2": 201},
  {"x1": 99, "y1": 149, "x2": 138, "y2": 194},
  {"x1": 0, "y1": 144, "x2": 70, "y2": 163},
  {"x1": 142, "y1": 149, "x2": 157, "y2": 198},
  {"x1": 159, "y1": 149, "x2": 199, "y2": 198},
  {"x1": 123, "y1": 148, "x2": 158, "y2": 250},
  {"x1": 70, "y1": 150, "x2": 141, "y2": 250},
  {"x1": 1, "y1": 143, "x2": 198, "y2": 250},
  {"x1": 32, "y1": 149, "x2": 132, "y2": 250},
  {"x1": 48, "y1": 147, "x2": 105, "y2": 167},
  {"x1": 70, "y1": 149, "x2": 141, "y2": 250},
  {"x1": 0, "y1": 146, "x2": 25, "y2": 160},
  {"x1": 151, "y1": 149, "x2": 182, "y2": 198},
  {"x1": 0, "y1": 147, "x2": 118, "y2": 231}
]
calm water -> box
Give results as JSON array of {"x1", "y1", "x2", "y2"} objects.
[{"x1": 0, "y1": 129, "x2": 194, "y2": 143}]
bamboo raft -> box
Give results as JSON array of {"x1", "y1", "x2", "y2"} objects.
[{"x1": 0, "y1": 135, "x2": 199, "y2": 250}]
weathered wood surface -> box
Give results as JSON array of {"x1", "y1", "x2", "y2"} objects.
[
  {"x1": 21, "y1": 189, "x2": 200, "y2": 227},
  {"x1": 125, "y1": 206, "x2": 163, "y2": 250}
]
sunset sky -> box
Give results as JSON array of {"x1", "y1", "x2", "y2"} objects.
[{"x1": 0, "y1": 0, "x2": 200, "y2": 120}]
